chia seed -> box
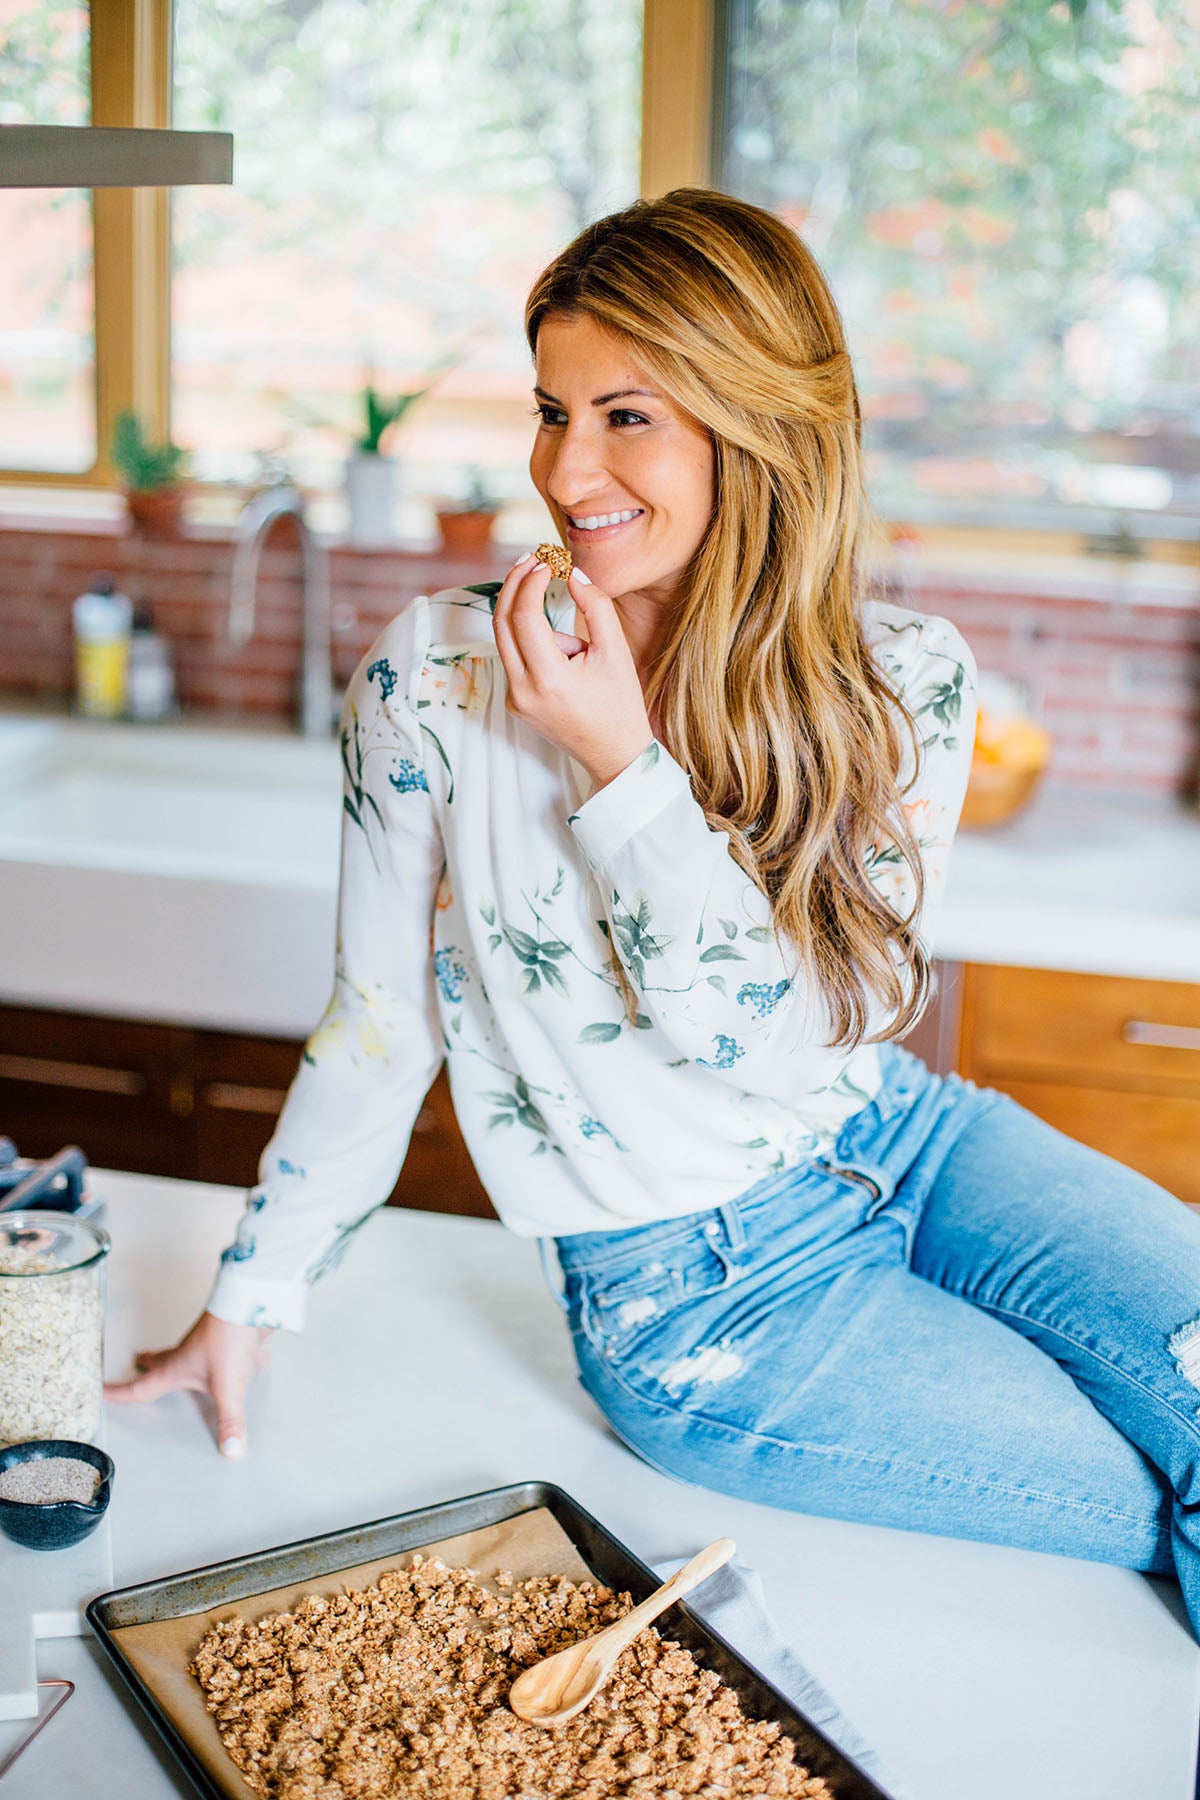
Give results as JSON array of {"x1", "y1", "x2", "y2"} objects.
[{"x1": 0, "y1": 1456, "x2": 101, "y2": 1504}]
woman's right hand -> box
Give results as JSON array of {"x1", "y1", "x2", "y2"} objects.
[{"x1": 104, "y1": 1311, "x2": 273, "y2": 1458}]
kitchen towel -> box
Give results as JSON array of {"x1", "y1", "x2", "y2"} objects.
[{"x1": 653, "y1": 1555, "x2": 910, "y2": 1800}]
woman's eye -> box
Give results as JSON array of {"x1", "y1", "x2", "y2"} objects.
[
  {"x1": 609, "y1": 408, "x2": 650, "y2": 428},
  {"x1": 533, "y1": 404, "x2": 567, "y2": 426}
]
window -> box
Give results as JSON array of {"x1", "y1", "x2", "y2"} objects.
[
  {"x1": 170, "y1": 0, "x2": 643, "y2": 514},
  {"x1": 0, "y1": 0, "x2": 96, "y2": 474},
  {"x1": 720, "y1": 0, "x2": 1200, "y2": 538}
]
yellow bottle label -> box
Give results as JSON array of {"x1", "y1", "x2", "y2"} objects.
[{"x1": 76, "y1": 640, "x2": 129, "y2": 718}]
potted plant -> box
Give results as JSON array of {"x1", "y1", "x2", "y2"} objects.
[
  {"x1": 344, "y1": 374, "x2": 434, "y2": 547},
  {"x1": 435, "y1": 467, "x2": 501, "y2": 557},
  {"x1": 111, "y1": 410, "x2": 189, "y2": 539}
]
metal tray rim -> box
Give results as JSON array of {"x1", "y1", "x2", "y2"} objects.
[{"x1": 86, "y1": 1478, "x2": 896, "y2": 1800}]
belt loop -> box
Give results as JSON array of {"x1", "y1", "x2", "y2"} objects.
[
  {"x1": 537, "y1": 1236, "x2": 569, "y2": 1313},
  {"x1": 718, "y1": 1201, "x2": 747, "y2": 1252}
]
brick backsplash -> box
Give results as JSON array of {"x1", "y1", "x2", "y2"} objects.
[{"x1": 0, "y1": 520, "x2": 1197, "y2": 795}]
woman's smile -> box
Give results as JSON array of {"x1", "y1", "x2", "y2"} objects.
[{"x1": 565, "y1": 505, "x2": 644, "y2": 546}]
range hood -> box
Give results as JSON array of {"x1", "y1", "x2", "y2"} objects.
[{"x1": 0, "y1": 125, "x2": 233, "y2": 188}]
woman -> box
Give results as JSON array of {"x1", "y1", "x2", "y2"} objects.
[{"x1": 109, "y1": 189, "x2": 1200, "y2": 1639}]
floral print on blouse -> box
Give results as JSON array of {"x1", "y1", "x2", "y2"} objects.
[{"x1": 208, "y1": 581, "x2": 976, "y2": 1331}]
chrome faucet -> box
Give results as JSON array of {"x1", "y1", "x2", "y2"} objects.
[{"x1": 229, "y1": 483, "x2": 334, "y2": 737}]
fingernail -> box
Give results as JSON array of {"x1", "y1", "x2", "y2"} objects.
[
  {"x1": 512, "y1": 550, "x2": 534, "y2": 567},
  {"x1": 220, "y1": 1436, "x2": 245, "y2": 1459},
  {"x1": 573, "y1": 567, "x2": 592, "y2": 585}
]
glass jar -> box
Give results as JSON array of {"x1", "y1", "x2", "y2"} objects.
[{"x1": 0, "y1": 1211, "x2": 110, "y2": 1448}]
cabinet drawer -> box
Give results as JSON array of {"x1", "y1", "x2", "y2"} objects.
[
  {"x1": 961, "y1": 966, "x2": 1200, "y2": 1095},
  {"x1": 990, "y1": 1078, "x2": 1200, "y2": 1205}
]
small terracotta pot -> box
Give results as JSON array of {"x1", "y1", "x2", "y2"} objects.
[
  {"x1": 125, "y1": 485, "x2": 185, "y2": 540},
  {"x1": 435, "y1": 508, "x2": 497, "y2": 556}
]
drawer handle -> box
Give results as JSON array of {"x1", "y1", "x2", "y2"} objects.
[
  {"x1": 202, "y1": 1082, "x2": 288, "y2": 1115},
  {"x1": 1121, "y1": 1020, "x2": 1200, "y2": 1053},
  {"x1": 0, "y1": 1052, "x2": 145, "y2": 1096}
]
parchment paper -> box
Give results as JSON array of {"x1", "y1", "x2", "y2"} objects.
[{"x1": 109, "y1": 1506, "x2": 597, "y2": 1800}]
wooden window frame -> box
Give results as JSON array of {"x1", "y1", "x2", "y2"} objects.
[{"x1": 1, "y1": 0, "x2": 172, "y2": 492}]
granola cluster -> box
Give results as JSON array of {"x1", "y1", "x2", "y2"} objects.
[
  {"x1": 534, "y1": 543, "x2": 573, "y2": 579},
  {"x1": 191, "y1": 1556, "x2": 833, "y2": 1799}
]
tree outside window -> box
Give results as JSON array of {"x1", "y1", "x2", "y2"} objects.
[{"x1": 722, "y1": 0, "x2": 1200, "y2": 533}]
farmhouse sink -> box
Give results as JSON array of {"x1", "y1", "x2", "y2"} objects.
[
  {"x1": 0, "y1": 716, "x2": 341, "y2": 883},
  {"x1": 0, "y1": 715, "x2": 342, "y2": 1034}
]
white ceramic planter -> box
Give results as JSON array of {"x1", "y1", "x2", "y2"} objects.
[{"x1": 344, "y1": 450, "x2": 399, "y2": 546}]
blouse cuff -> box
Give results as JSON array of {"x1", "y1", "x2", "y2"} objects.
[
  {"x1": 567, "y1": 740, "x2": 692, "y2": 868},
  {"x1": 206, "y1": 1267, "x2": 309, "y2": 1334}
]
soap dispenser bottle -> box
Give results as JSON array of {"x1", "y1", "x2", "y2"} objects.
[
  {"x1": 73, "y1": 572, "x2": 134, "y2": 719},
  {"x1": 126, "y1": 604, "x2": 177, "y2": 722}
]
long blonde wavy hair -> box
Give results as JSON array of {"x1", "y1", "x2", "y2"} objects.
[{"x1": 525, "y1": 188, "x2": 929, "y2": 1047}]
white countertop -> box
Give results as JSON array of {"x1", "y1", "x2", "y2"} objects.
[
  {"x1": 0, "y1": 714, "x2": 1196, "y2": 1037},
  {"x1": 1, "y1": 1171, "x2": 1196, "y2": 1800}
]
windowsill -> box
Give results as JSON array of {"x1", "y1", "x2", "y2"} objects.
[
  {"x1": 0, "y1": 484, "x2": 1196, "y2": 606},
  {"x1": 878, "y1": 540, "x2": 1200, "y2": 608},
  {"x1": 0, "y1": 484, "x2": 552, "y2": 552}
]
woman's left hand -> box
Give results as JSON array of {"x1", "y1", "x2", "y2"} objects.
[{"x1": 492, "y1": 552, "x2": 654, "y2": 789}]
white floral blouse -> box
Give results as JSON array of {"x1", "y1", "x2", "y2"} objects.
[{"x1": 207, "y1": 580, "x2": 977, "y2": 1331}]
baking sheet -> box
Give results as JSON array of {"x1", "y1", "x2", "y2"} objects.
[{"x1": 89, "y1": 1482, "x2": 894, "y2": 1800}]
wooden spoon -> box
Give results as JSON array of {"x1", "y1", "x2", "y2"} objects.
[{"x1": 508, "y1": 1537, "x2": 736, "y2": 1726}]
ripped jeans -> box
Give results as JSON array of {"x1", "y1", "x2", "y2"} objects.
[{"x1": 552, "y1": 1045, "x2": 1200, "y2": 1640}]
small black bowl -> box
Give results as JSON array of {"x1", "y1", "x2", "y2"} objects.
[{"x1": 0, "y1": 1439, "x2": 114, "y2": 1550}]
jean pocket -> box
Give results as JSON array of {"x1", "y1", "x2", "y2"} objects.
[{"x1": 572, "y1": 1243, "x2": 730, "y2": 1363}]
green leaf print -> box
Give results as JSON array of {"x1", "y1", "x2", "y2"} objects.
[
  {"x1": 419, "y1": 721, "x2": 455, "y2": 803},
  {"x1": 340, "y1": 714, "x2": 384, "y2": 870},
  {"x1": 706, "y1": 974, "x2": 727, "y2": 993},
  {"x1": 488, "y1": 933, "x2": 502, "y2": 953},
  {"x1": 638, "y1": 741, "x2": 660, "y2": 772},
  {"x1": 745, "y1": 926, "x2": 775, "y2": 942},
  {"x1": 579, "y1": 1022, "x2": 623, "y2": 1044},
  {"x1": 699, "y1": 944, "x2": 746, "y2": 962},
  {"x1": 501, "y1": 925, "x2": 573, "y2": 999},
  {"x1": 482, "y1": 1076, "x2": 553, "y2": 1149},
  {"x1": 481, "y1": 904, "x2": 496, "y2": 926},
  {"x1": 829, "y1": 1066, "x2": 874, "y2": 1107},
  {"x1": 304, "y1": 1216, "x2": 370, "y2": 1284},
  {"x1": 912, "y1": 655, "x2": 968, "y2": 735},
  {"x1": 864, "y1": 842, "x2": 906, "y2": 874},
  {"x1": 611, "y1": 894, "x2": 672, "y2": 990},
  {"x1": 719, "y1": 917, "x2": 738, "y2": 939},
  {"x1": 634, "y1": 1014, "x2": 653, "y2": 1030}
]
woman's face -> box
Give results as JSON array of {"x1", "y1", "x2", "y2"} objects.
[{"x1": 529, "y1": 311, "x2": 715, "y2": 603}]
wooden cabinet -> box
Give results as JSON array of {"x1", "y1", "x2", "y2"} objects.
[
  {"x1": 957, "y1": 965, "x2": 1200, "y2": 1203},
  {"x1": 0, "y1": 1006, "x2": 192, "y2": 1178},
  {"x1": 0, "y1": 1005, "x2": 495, "y2": 1220}
]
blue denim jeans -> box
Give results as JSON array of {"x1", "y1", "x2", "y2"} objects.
[{"x1": 553, "y1": 1046, "x2": 1200, "y2": 1639}]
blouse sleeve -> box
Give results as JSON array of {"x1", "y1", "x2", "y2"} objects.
[
  {"x1": 567, "y1": 615, "x2": 976, "y2": 1102},
  {"x1": 205, "y1": 600, "x2": 444, "y2": 1332}
]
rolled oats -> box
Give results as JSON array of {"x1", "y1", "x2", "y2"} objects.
[{"x1": 0, "y1": 1244, "x2": 104, "y2": 1447}]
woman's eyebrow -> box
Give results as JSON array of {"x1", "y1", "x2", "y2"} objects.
[{"x1": 533, "y1": 386, "x2": 659, "y2": 407}]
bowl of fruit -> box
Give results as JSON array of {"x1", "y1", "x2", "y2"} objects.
[{"x1": 960, "y1": 675, "x2": 1052, "y2": 830}]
